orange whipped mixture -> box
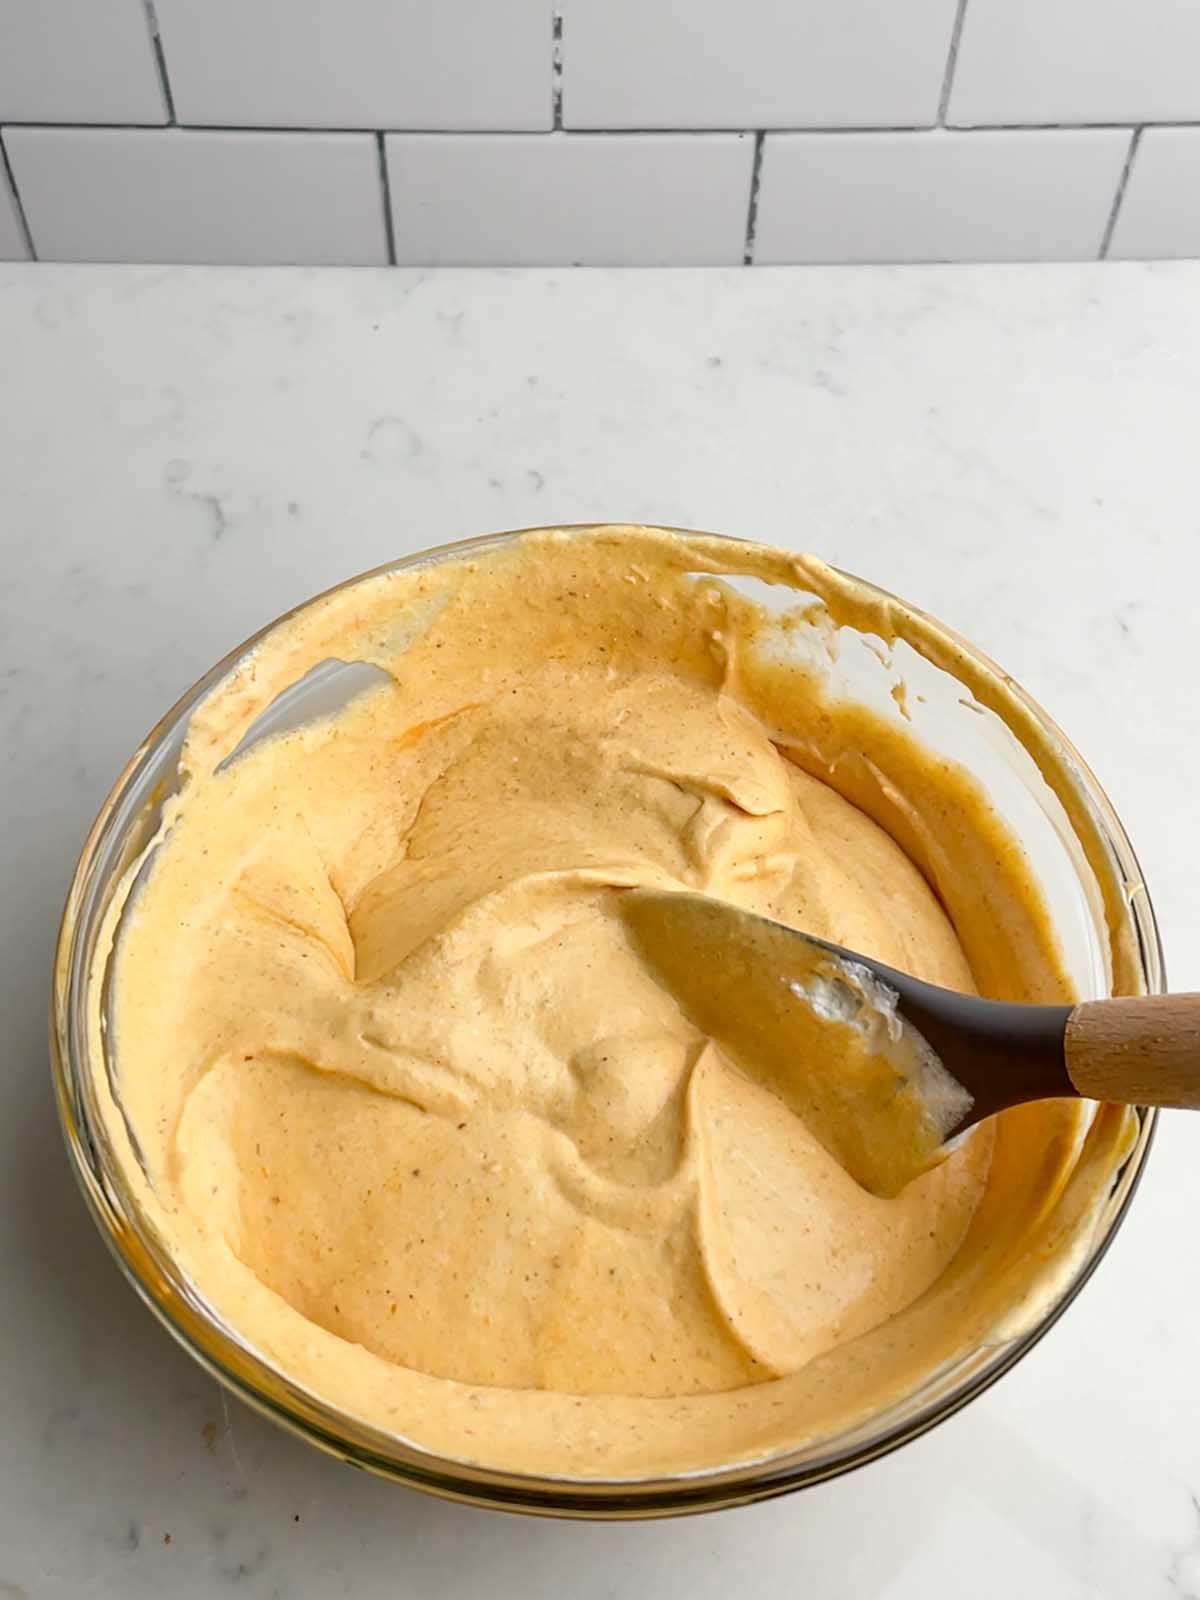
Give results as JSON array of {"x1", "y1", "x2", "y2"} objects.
[{"x1": 95, "y1": 526, "x2": 1137, "y2": 1478}]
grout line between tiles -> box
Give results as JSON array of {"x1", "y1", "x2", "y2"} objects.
[
  {"x1": 141, "y1": 0, "x2": 178, "y2": 125},
  {"x1": 552, "y1": 9, "x2": 564, "y2": 132},
  {"x1": 742, "y1": 131, "x2": 765, "y2": 265},
  {"x1": 376, "y1": 133, "x2": 397, "y2": 265},
  {"x1": 937, "y1": 0, "x2": 971, "y2": 125},
  {"x1": 1099, "y1": 127, "x2": 1143, "y2": 259},
  {"x1": 0, "y1": 119, "x2": 1194, "y2": 136},
  {"x1": 0, "y1": 131, "x2": 37, "y2": 259}
]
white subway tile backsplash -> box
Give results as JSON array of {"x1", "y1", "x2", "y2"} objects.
[
  {"x1": 386, "y1": 133, "x2": 753, "y2": 265},
  {"x1": 154, "y1": 0, "x2": 552, "y2": 131},
  {"x1": 950, "y1": 0, "x2": 1200, "y2": 126},
  {"x1": 0, "y1": 159, "x2": 28, "y2": 258},
  {"x1": 0, "y1": 1, "x2": 1189, "y2": 268},
  {"x1": 5, "y1": 128, "x2": 388, "y2": 264},
  {"x1": 1109, "y1": 129, "x2": 1200, "y2": 259},
  {"x1": 0, "y1": 0, "x2": 167, "y2": 124},
  {"x1": 561, "y1": 0, "x2": 959, "y2": 129},
  {"x1": 754, "y1": 130, "x2": 1130, "y2": 263}
]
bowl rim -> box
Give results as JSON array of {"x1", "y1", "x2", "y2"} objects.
[{"x1": 51, "y1": 522, "x2": 1164, "y2": 1519}]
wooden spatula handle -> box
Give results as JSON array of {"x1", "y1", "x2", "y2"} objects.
[{"x1": 1065, "y1": 995, "x2": 1200, "y2": 1108}]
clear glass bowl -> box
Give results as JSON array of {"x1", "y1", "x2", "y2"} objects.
[{"x1": 52, "y1": 526, "x2": 1162, "y2": 1519}]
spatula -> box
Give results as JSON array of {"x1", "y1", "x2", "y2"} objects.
[{"x1": 621, "y1": 888, "x2": 1199, "y2": 1198}]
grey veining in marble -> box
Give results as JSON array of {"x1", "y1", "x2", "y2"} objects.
[{"x1": 1, "y1": 261, "x2": 1198, "y2": 1598}]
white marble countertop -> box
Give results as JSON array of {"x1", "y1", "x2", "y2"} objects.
[{"x1": 2, "y1": 261, "x2": 1198, "y2": 1598}]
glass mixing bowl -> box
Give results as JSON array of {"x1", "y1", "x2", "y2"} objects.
[{"x1": 52, "y1": 526, "x2": 1161, "y2": 1518}]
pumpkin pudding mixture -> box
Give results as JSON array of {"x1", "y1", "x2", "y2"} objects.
[{"x1": 96, "y1": 526, "x2": 1135, "y2": 1477}]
